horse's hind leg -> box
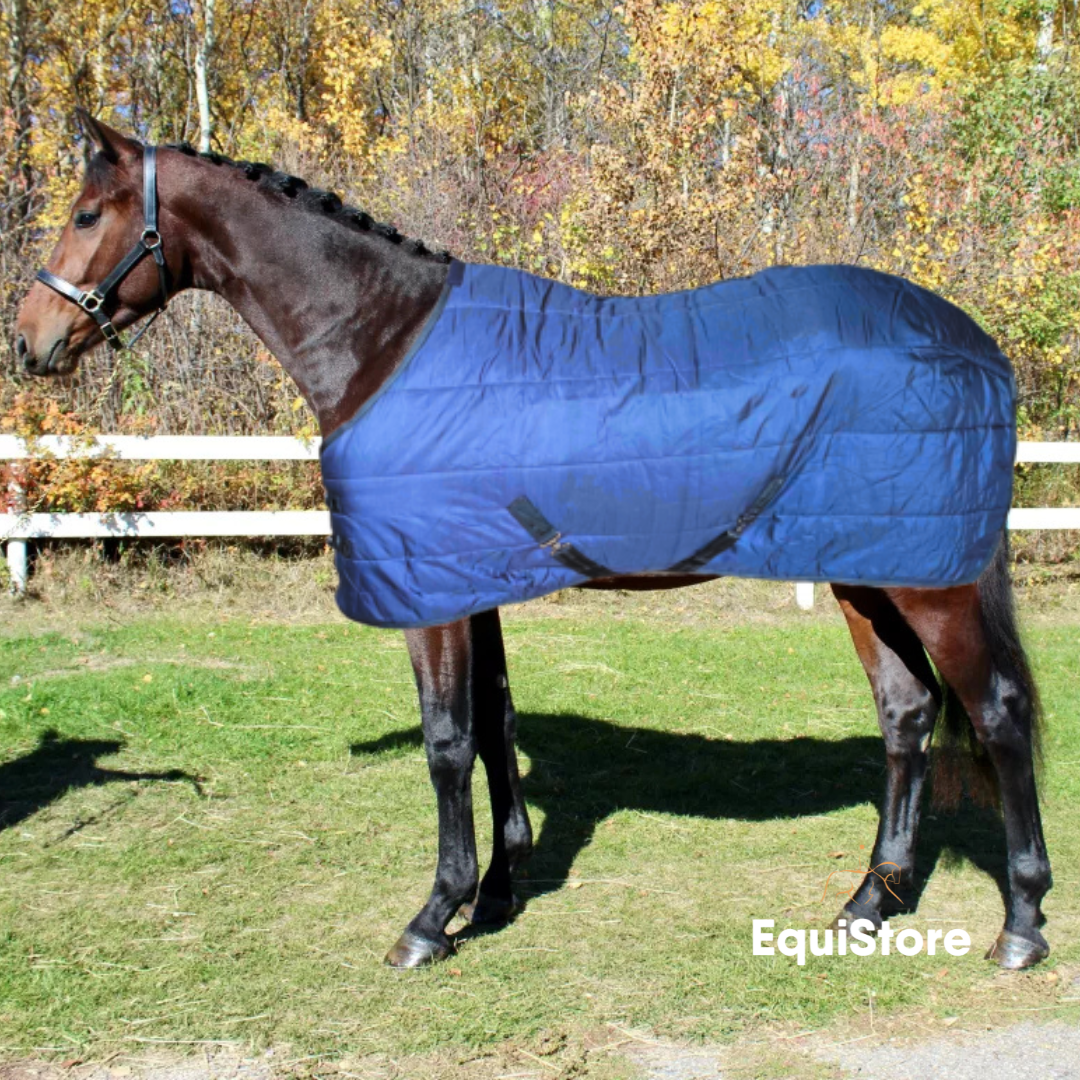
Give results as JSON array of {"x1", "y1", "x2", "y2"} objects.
[
  {"x1": 386, "y1": 620, "x2": 479, "y2": 968},
  {"x1": 888, "y1": 549, "x2": 1051, "y2": 969},
  {"x1": 832, "y1": 584, "x2": 941, "y2": 928},
  {"x1": 462, "y1": 608, "x2": 533, "y2": 925}
]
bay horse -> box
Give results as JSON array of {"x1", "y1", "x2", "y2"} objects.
[{"x1": 13, "y1": 115, "x2": 1051, "y2": 972}]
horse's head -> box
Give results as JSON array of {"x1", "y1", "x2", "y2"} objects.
[{"x1": 15, "y1": 112, "x2": 175, "y2": 376}]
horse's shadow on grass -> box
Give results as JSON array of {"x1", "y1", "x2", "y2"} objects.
[
  {"x1": 0, "y1": 729, "x2": 198, "y2": 836},
  {"x1": 352, "y1": 711, "x2": 1008, "y2": 925}
]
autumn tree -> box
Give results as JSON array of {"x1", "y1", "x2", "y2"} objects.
[{"x1": 0, "y1": 0, "x2": 1076, "y2": 451}]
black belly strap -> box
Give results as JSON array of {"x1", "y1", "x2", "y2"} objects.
[
  {"x1": 666, "y1": 475, "x2": 786, "y2": 573},
  {"x1": 509, "y1": 474, "x2": 784, "y2": 580},
  {"x1": 508, "y1": 496, "x2": 614, "y2": 578}
]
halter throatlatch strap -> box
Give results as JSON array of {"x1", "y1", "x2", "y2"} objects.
[{"x1": 35, "y1": 144, "x2": 170, "y2": 352}]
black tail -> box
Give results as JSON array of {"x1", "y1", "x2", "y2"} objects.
[{"x1": 931, "y1": 535, "x2": 1042, "y2": 809}]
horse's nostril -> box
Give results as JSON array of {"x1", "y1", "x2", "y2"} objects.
[{"x1": 19, "y1": 336, "x2": 36, "y2": 371}]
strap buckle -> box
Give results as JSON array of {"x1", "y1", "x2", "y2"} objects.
[
  {"x1": 80, "y1": 289, "x2": 106, "y2": 314},
  {"x1": 141, "y1": 228, "x2": 162, "y2": 250}
]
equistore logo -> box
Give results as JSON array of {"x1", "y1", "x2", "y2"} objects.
[{"x1": 751, "y1": 858, "x2": 971, "y2": 965}]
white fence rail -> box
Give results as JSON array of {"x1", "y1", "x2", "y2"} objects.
[
  {"x1": 0, "y1": 434, "x2": 321, "y2": 462},
  {"x1": 2, "y1": 435, "x2": 1078, "y2": 603}
]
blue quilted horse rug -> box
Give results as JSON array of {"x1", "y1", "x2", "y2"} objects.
[{"x1": 320, "y1": 261, "x2": 1016, "y2": 629}]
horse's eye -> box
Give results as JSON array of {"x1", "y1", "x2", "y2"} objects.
[{"x1": 74, "y1": 211, "x2": 99, "y2": 229}]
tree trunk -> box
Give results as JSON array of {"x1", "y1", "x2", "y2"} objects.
[
  {"x1": 1036, "y1": 6, "x2": 1053, "y2": 71},
  {"x1": 194, "y1": 0, "x2": 216, "y2": 152},
  {"x1": 4, "y1": 0, "x2": 33, "y2": 227},
  {"x1": 847, "y1": 126, "x2": 864, "y2": 232},
  {"x1": 293, "y1": 0, "x2": 314, "y2": 121}
]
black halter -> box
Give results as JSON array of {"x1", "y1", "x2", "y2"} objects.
[{"x1": 36, "y1": 144, "x2": 170, "y2": 352}]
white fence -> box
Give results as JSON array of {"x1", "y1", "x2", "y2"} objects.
[{"x1": 2, "y1": 435, "x2": 1079, "y2": 606}]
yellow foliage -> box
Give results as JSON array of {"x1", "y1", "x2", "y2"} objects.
[
  {"x1": 319, "y1": 4, "x2": 402, "y2": 170},
  {"x1": 2, "y1": 0, "x2": 1077, "y2": 447}
]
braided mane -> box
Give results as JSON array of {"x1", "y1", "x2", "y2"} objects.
[{"x1": 168, "y1": 143, "x2": 452, "y2": 263}]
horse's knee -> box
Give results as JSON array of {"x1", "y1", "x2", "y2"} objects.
[{"x1": 425, "y1": 735, "x2": 476, "y2": 784}]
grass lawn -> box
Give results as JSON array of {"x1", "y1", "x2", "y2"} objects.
[{"x1": 0, "y1": 581, "x2": 1077, "y2": 1077}]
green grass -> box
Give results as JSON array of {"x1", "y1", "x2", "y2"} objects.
[{"x1": 0, "y1": 605, "x2": 1077, "y2": 1072}]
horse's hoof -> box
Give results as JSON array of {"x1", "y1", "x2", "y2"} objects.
[
  {"x1": 985, "y1": 929, "x2": 1049, "y2": 969},
  {"x1": 460, "y1": 892, "x2": 521, "y2": 927},
  {"x1": 384, "y1": 930, "x2": 451, "y2": 968},
  {"x1": 830, "y1": 909, "x2": 880, "y2": 933}
]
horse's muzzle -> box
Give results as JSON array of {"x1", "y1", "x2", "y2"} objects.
[{"x1": 17, "y1": 333, "x2": 74, "y2": 377}]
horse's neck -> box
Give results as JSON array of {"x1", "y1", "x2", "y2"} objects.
[{"x1": 176, "y1": 163, "x2": 449, "y2": 437}]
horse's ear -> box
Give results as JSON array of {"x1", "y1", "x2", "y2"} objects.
[{"x1": 76, "y1": 109, "x2": 140, "y2": 165}]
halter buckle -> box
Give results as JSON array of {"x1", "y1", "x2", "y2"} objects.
[
  {"x1": 81, "y1": 289, "x2": 106, "y2": 313},
  {"x1": 141, "y1": 228, "x2": 162, "y2": 250}
]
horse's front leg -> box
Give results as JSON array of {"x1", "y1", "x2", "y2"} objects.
[
  {"x1": 462, "y1": 608, "x2": 533, "y2": 926},
  {"x1": 386, "y1": 620, "x2": 479, "y2": 968}
]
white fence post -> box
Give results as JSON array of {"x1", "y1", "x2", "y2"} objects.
[
  {"x1": 5, "y1": 540, "x2": 27, "y2": 596},
  {"x1": 795, "y1": 582, "x2": 815, "y2": 610},
  {"x1": 5, "y1": 463, "x2": 27, "y2": 596}
]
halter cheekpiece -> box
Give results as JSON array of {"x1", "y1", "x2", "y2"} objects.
[{"x1": 36, "y1": 144, "x2": 169, "y2": 351}]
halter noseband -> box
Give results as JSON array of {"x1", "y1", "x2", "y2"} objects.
[{"x1": 36, "y1": 144, "x2": 170, "y2": 352}]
